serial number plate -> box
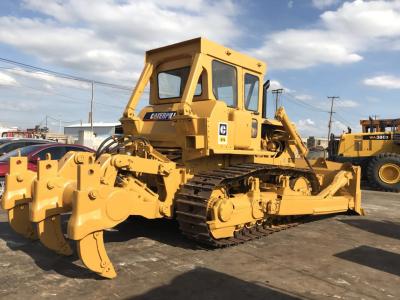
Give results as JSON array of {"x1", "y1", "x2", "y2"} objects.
[
  {"x1": 143, "y1": 111, "x2": 177, "y2": 121},
  {"x1": 362, "y1": 134, "x2": 391, "y2": 140}
]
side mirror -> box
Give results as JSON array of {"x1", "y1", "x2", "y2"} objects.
[{"x1": 262, "y1": 80, "x2": 270, "y2": 119}]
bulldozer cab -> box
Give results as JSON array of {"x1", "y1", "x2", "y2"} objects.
[{"x1": 120, "y1": 38, "x2": 274, "y2": 157}]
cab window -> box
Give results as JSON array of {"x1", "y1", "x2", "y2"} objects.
[
  {"x1": 244, "y1": 73, "x2": 259, "y2": 112},
  {"x1": 158, "y1": 67, "x2": 202, "y2": 99},
  {"x1": 212, "y1": 60, "x2": 237, "y2": 107}
]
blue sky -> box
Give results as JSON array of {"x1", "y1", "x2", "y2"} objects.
[{"x1": 0, "y1": 0, "x2": 399, "y2": 137}]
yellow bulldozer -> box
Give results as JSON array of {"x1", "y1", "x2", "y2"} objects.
[
  {"x1": 1, "y1": 38, "x2": 363, "y2": 279},
  {"x1": 328, "y1": 118, "x2": 400, "y2": 192}
]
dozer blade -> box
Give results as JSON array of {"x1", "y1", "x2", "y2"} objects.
[
  {"x1": 2, "y1": 157, "x2": 38, "y2": 239},
  {"x1": 77, "y1": 231, "x2": 116, "y2": 279},
  {"x1": 294, "y1": 157, "x2": 364, "y2": 216},
  {"x1": 36, "y1": 215, "x2": 73, "y2": 256},
  {"x1": 8, "y1": 203, "x2": 37, "y2": 239}
]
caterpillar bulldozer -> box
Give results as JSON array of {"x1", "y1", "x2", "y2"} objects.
[
  {"x1": 1, "y1": 38, "x2": 363, "y2": 279},
  {"x1": 329, "y1": 118, "x2": 400, "y2": 192}
]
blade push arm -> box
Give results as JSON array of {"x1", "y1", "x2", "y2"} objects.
[
  {"x1": 122, "y1": 62, "x2": 154, "y2": 119},
  {"x1": 275, "y1": 106, "x2": 309, "y2": 157}
]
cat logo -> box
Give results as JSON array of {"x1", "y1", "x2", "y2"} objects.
[{"x1": 218, "y1": 122, "x2": 228, "y2": 145}]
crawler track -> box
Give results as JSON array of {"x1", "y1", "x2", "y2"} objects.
[{"x1": 175, "y1": 163, "x2": 320, "y2": 247}]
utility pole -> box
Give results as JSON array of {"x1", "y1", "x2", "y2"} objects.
[
  {"x1": 90, "y1": 81, "x2": 94, "y2": 133},
  {"x1": 327, "y1": 96, "x2": 339, "y2": 141},
  {"x1": 271, "y1": 89, "x2": 284, "y2": 115}
]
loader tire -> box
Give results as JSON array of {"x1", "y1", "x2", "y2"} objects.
[{"x1": 367, "y1": 153, "x2": 400, "y2": 193}]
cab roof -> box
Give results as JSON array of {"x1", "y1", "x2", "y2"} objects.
[{"x1": 145, "y1": 37, "x2": 266, "y2": 75}]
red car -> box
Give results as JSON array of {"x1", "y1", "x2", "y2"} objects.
[{"x1": 0, "y1": 144, "x2": 94, "y2": 195}]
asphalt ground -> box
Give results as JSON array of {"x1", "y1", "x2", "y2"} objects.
[{"x1": 0, "y1": 190, "x2": 398, "y2": 300}]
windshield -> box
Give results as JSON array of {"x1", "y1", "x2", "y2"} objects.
[
  {"x1": 0, "y1": 145, "x2": 41, "y2": 162},
  {"x1": 158, "y1": 67, "x2": 202, "y2": 99}
]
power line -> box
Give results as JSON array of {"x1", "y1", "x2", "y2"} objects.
[
  {"x1": 284, "y1": 92, "x2": 329, "y2": 113},
  {"x1": 335, "y1": 112, "x2": 355, "y2": 128},
  {"x1": 0, "y1": 58, "x2": 143, "y2": 127},
  {"x1": 10, "y1": 80, "x2": 125, "y2": 110},
  {"x1": 0, "y1": 57, "x2": 133, "y2": 91}
]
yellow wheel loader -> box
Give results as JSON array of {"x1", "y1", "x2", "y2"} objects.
[
  {"x1": 329, "y1": 118, "x2": 400, "y2": 192},
  {"x1": 1, "y1": 38, "x2": 363, "y2": 279}
]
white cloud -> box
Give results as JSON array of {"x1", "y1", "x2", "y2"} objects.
[
  {"x1": 294, "y1": 94, "x2": 313, "y2": 101},
  {"x1": 296, "y1": 118, "x2": 348, "y2": 137},
  {"x1": 363, "y1": 75, "x2": 400, "y2": 89},
  {"x1": 252, "y1": 0, "x2": 400, "y2": 70},
  {"x1": 7, "y1": 68, "x2": 90, "y2": 89},
  {"x1": 298, "y1": 118, "x2": 315, "y2": 127},
  {"x1": 332, "y1": 120, "x2": 348, "y2": 133},
  {"x1": 288, "y1": 1, "x2": 294, "y2": 9},
  {"x1": 0, "y1": 0, "x2": 240, "y2": 83},
  {"x1": 296, "y1": 118, "x2": 320, "y2": 136},
  {"x1": 322, "y1": 1, "x2": 400, "y2": 39},
  {"x1": 269, "y1": 80, "x2": 284, "y2": 90},
  {"x1": 312, "y1": 0, "x2": 340, "y2": 10},
  {"x1": 269, "y1": 80, "x2": 294, "y2": 93},
  {"x1": 0, "y1": 72, "x2": 18, "y2": 86},
  {"x1": 335, "y1": 99, "x2": 359, "y2": 108},
  {"x1": 0, "y1": 99, "x2": 35, "y2": 111}
]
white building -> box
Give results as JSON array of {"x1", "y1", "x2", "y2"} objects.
[
  {"x1": 64, "y1": 122, "x2": 121, "y2": 149},
  {"x1": 306, "y1": 136, "x2": 329, "y2": 149},
  {"x1": 0, "y1": 124, "x2": 18, "y2": 137}
]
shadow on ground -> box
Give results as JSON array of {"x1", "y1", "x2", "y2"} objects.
[
  {"x1": 0, "y1": 220, "x2": 100, "y2": 279},
  {"x1": 106, "y1": 216, "x2": 198, "y2": 250},
  {"x1": 340, "y1": 219, "x2": 400, "y2": 240},
  {"x1": 335, "y1": 245, "x2": 400, "y2": 277},
  {"x1": 0, "y1": 215, "x2": 197, "y2": 279},
  {"x1": 127, "y1": 267, "x2": 301, "y2": 300},
  {"x1": 0, "y1": 212, "x2": 354, "y2": 280}
]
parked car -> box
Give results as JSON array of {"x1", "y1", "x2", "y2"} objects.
[
  {"x1": 0, "y1": 144, "x2": 94, "y2": 195},
  {"x1": 0, "y1": 138, "x2": 55, "y2": 157}
]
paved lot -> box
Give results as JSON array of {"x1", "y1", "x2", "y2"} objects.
[{"x1": 0, "y1": 190, "x2": 398, "y2": 299}]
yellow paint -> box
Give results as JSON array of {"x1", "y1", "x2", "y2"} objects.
[{"x1": 2, "y1": 37, "x2": 363, "y2": 279}]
